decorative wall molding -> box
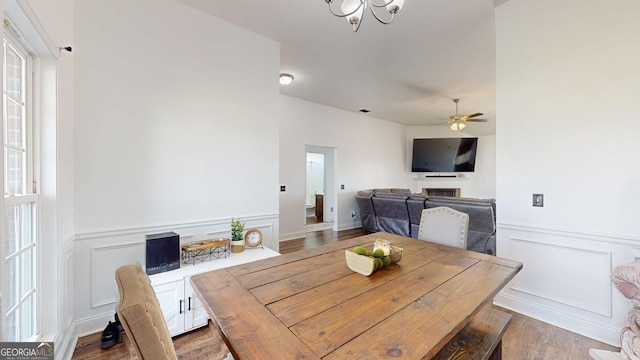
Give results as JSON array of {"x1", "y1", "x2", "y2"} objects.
[
  {"x1": 54, "y1": 321, "x2": 77, "y2": 360},
  {"x1": 508, "y1": 235, "x2": 612, "y2": 317},
  {"x1": 495, "y1": 223, "x2": 628, "y2": 346},
  {"x1": 498, "y1": 222, "x2": 640, "y2": 246},
  {"x1": 495, "y1": 291, "x2": 621, "y2": 346},
  {"x1": 7, "y1": 0, "x2": 60, "y2": 59},
  {"x1": 75, "y1": 213, "x2": 279, "y2": 241},
  {"x1": 63, "y1": 251, "x2": 74, "y2": 329},
  {"x1": 206, "y1": 223, "x2": 273, "y2": 239},
  {"x1": 90, "y1": 241, "x2": 144, "y2": 308}
]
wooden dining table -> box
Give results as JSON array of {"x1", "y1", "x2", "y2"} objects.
[{"x1": 191, "y1": 232, "x2": 522, "y2": 359}]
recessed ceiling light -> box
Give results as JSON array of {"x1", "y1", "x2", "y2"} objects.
[{"x1": 279, "y1": 73, "x2": 294, "y2": 85}]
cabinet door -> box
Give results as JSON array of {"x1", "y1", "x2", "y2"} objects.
[
  {"x1": 184, "y1": 277, "x2": 209, "y2": 331},
  {"x1": 153, "y1": 280, "x2": 185, "y2": 336}
]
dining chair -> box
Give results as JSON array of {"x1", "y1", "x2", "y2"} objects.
[
  {"x1": 417, "y1": 206, "x2": 469, "y2": 249},
  {"x1": 115, "y1": 262, "x2": 179, "y2": 360}
]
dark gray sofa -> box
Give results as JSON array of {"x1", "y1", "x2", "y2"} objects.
[{"x1": 355, "y1": 189, "x2": 497, "y2": 255}]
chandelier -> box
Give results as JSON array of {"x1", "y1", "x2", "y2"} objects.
[{"x1": 325, "y1": 0, "x2": 405, "y2": 32}]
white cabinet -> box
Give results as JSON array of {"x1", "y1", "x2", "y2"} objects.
[
  {"x1": 184, "y1": 276, "x2": 208, "y2": 331},
  {"x1": 154, "y1": 281, "x2": 184, "y2": 336},
  {"x1": 149, "y1": 247, "x2": 280, "y2": 337},
  {"x1": 153, "y1": 277, "x2": 208, "y2": 336}
]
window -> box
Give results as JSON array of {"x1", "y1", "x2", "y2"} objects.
[{"x1": 3, "y1": 33, "x2": 37, "y2": 341}]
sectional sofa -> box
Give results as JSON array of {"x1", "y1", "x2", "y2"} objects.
[{"x1": 355, "y1": 189, "x2": 496, "y2": 255}]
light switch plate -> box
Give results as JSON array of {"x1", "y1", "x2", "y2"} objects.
[{"x1": 533, "y1": 194, "x2": 544, "y2": 207}]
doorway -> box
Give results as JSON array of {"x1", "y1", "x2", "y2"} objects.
[
  {"x1": 305, "y1": 145, "x2": 336, "y2": 232},
  {"x1": 306, "y1": 152, "x2": 324, "y2": 225}
]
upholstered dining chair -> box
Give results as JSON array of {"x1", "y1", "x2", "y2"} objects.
[
  {"x1": 115, "y1": 262, "x2": 179, "y2": 360},
  {"x1": 417, "y1": 206, "x2": 469, "y2": 249}
]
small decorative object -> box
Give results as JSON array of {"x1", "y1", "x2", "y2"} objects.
[
  {"x1": 373, "y1": 239, "x2": 391, "y2": 256},
  {"x1": 230, "y1": 218, "x2": 245, "y2": 253},
  {"x1": 181, "y1": 239, "x2": 230, "y2": 264},
  {"x1": 244, "y1": 228, "x2": 263, "y2": 249},
  {"x1": 345, "y1": 242, "x2": 403, "y2": 276}
]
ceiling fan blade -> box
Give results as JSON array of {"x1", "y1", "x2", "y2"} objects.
[
  {"x1": 465, "y1": 118, "x2": 489, "y2": 122},
  {"x1": 460, "y1": 112, "x2": 484, "y2": 120}
]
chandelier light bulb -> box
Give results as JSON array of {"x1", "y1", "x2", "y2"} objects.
[{"x1": 386, "y1": 0, "x2": 404, "y2": 13}]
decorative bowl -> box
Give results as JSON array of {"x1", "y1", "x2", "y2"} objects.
[{"x1": 345, "y1": 244, "x2": 403, "y2": 276}]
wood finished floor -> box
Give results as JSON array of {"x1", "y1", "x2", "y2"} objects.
[{"x1": 72, "y1": 228, "x2": 620, "y2": 359}]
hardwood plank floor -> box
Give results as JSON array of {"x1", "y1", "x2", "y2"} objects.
[{"x1": 72, "y1": 228, "x2": 619, "y2": 359}]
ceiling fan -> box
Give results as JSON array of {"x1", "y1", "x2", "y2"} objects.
[{"x1": 446, "y1": 99, "x2": 488, "y2": 131}]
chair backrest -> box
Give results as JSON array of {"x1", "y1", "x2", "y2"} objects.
[
  {"x1": 418, "y1": 206, "x2": 469, "y2": 249},
  {"x1": 115, "y1": 262, "x2": 178, "y2": 360},
  {"x1": 371, "y1": 193, "x2": 410, "y2": 236}
]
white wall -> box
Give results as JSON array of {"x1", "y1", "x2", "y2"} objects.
[
  {"x1": 495, "y1": 0, "x2": 640, "y2": 346},
  {"x1": 71, "y1": 0, "x2": 281, "y2": 341},
  {"x1": 279, "y1": 96, "x2": 409, "y2": 240},
  {"x1": 405, "y1": 125, "x2": 496, "y2": 199}
]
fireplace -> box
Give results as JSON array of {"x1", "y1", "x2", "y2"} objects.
[{"x1": 422, "y1": 188, "x2": 460, "y2": 197}]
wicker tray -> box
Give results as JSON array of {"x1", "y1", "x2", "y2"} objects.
[{"x1": 181, "y1": 239, "x2": 230, "y2": 264}]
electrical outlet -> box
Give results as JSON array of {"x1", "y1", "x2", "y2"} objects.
[
  {"x1": 533, "y1": 194, "x2": 544, "y2": 207},
  {"x1": 351, "y1": 210, "x2": 356, "y2": 218}
]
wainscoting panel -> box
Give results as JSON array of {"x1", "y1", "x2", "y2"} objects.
[
  {"x1": 90, "y1": 241, "x2": 145, "y2": 308},
  {"x1": 494, "y1": 223, "x2": 639, "y2": 346},
  {"x1": 508, "y1": 236, "x2": 612, "y2": 316}
]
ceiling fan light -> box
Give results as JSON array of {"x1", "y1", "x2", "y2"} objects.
[{"x1": 450, "y1": 121, "x2": 466, "y2": 131}]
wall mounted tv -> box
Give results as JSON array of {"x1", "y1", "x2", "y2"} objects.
[{"x1": 411, "y1": 137, "x2": 478, "y2": 172}]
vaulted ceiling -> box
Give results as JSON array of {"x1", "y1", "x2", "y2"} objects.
[{"x1": 177, "y1": 0, "x2": 505, "y2": 136}]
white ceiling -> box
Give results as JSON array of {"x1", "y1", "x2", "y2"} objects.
[{"x1": 177, "y1": 0, "x2": 503, "y2": 136}]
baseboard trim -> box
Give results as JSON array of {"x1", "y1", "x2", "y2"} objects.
[
  {"x1": 494, "y1": 291, "x2": 621, "y2": 347},
  {"x1": 279, "y1": 230, "x2": 306, "y2": 242},
  {"x1": 55, "y1": 322, "x2": 78, "y2": 360},
  {"x1": 72, "y1": 311, "x2": 116, "y2": 341}
]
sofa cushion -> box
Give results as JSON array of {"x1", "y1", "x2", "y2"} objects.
[
  {"x1": 371, "y1": 194, "x2": 410, "y2": 236},
  {"x1": 390, "y1": 188, "x2": 411, "y2": 195},
  {"x1": 407, "y1": 195, "x2": 427, "y2": 238},
  {"x1": 355, "y1": 193, "x2": 378, "y2": 233},
  {"x1": 372, "y1": 188, "x2": 392, "y2": 194}
]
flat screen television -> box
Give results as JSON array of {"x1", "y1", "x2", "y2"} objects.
[{"x1": 411, "y1": 137, "x2": 478, "y2": 172}]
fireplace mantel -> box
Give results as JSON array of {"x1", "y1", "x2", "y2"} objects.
[
  {"x1": 414, "y1": 177, "x2": 465, "y2": 197},
  {"x1": 423, "y1": 188, "x2": 460, "y2": 197}
]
